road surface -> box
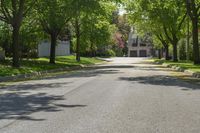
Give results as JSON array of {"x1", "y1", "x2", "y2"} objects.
[{"x1": 0, "y1": 57, "x2": 200, "y2": 133}]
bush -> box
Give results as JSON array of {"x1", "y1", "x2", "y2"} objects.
[
  {"x1": 105, "y1": 49, "x2": 116, "y2": 57},
  {"x1": 178, "y1": 39, "x2": 187, "y2": 60}
]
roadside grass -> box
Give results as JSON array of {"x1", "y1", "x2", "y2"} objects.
[
  {"x1": 170, "y1": 71, "x2": 200, "y2": 85},
  {"x1": 150, "y1": 58, "x2": 200, "y2": 73},
  {"x1": 0, "y1": 56, "x2": 102, "y2": 77},
  {"x1": 0, "y1": 70, "x2": 78, "y2": 87},
  {"x1": 147, "y1": 58, "x2": 200, "y2": 85}
]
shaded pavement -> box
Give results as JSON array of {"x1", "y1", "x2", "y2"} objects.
[{"x1": 0, "y1": 57, "x2": 200, "y2": 133}]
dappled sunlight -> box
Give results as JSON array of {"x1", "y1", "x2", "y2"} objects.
[
  {"x1": 119, "y1": 74, "x2": 200, "y2": 90},
  {"x1": 0, "y1": 56, "x2": 102, "y2": 77},
  {"x1": 0, "y1": 90, "x2": 86, "y2": 123}
]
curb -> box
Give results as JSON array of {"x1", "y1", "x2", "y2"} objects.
[
  {"x1": 96, "y1": 57, "x2": 113, "y2": 62},
  {"x1": 0, "y1": 65, "x2": 89, "y2": 82},
  {"x1": 160, "y1": 62, "x2": 200, "y2": 78},
  {"x1": 0, "y1": 57, "x2": 110, "y2": 83}
]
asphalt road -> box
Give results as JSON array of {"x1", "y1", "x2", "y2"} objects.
[{"x1": 0, "y1": 57, "x2": 200, "y2": 133}]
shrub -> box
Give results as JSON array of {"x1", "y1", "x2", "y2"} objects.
[
  {"x1": 105, "y1": 49, "x2": 116, "y2": 57},
  {"x1": 178, "y1": 39, "x2": 187, "y2": 60}
]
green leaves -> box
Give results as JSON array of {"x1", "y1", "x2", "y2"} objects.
[
  {"x1": 126, "y1": 0, "x2": 186, "y2": 42},
  {"x1": 36, "y1": 0, "x2": 71, "y2": 35}
]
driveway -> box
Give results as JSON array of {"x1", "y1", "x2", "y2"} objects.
[{"x1": 0, "y1": 57, "x2": 200, "y2": 133}]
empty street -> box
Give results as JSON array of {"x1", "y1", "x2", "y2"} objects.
[{"x1": 0, "y1": 58, "x2": 200, "y2": 133}]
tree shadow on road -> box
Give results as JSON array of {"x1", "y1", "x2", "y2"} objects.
[
  {"x1": 40, "y1": 69, "x2": 122, "y2": 81},
  {"x1": 92, "y1": 65, "x2": 136, "y2": 69},
  {"x1": 0, "y1": 82, "x2": 72, "y2": 91},
  {"x1": 42, "y1": 64, "x2": 175, "y2": 82},
  {"x1": 0, "y1": 91, "x2": 86, "y2": 122},
  {"x1": 119, "y1": 75, "x2": 200, "y2": 90},
  {"x1": 0, "y1": 69, "x2": 121, "y2": 122}
]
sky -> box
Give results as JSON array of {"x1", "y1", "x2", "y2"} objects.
[
  {"x1": 119, "y1": 9, "x2": 126, "y2": 15},
  {"x1": 119, "y1": 4, "x2": 126, "y2": 15}
]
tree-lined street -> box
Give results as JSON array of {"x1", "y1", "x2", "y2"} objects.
[
  {"x1": 0, "y1": 0, "x2": 200, "y2": 132},
  {"x1": 0, "y1": 58, "x2": 200, "y2": 133}
]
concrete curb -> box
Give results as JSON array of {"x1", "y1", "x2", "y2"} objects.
[
  {"x1": 0, "y1": 58, "x2": 109, "y2": 83},
  {"x1": 160, "y1": 62, "x2": 200, "y2": 78},
  {"x1": 0, "y1": 57, "x2": 110, "y2": 83},
  {"x1": 0, "y1": 65, "x2": 88, "y2": 82},
  {"x1": 96, "y1": 57, "x2": 113, "y2": 62}
]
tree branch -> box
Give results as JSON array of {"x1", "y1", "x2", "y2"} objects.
[
  {"x1": 163, "y1": 25, "x2": 173, "y2": 44},
  {"x1": 156, "y1": 34, "x2": 168, "y2": 48},
  {"x1": 186, "y1": 0, "x2": 193, "y2": 18},
  {"x1": 0, "y1": 0, "x2": 12, "y2": 23},
  {"x1": 197, "y1": 4, "x2": 200, "y2": 17},
  {"x1": 23, "y1": 0, "x2": 37, "y2": 17},
  {"x1": 40, "y1": 19, "x2": 51, "y2": 34},
  {"x1": 178, "y1": 12, "x2": 187, "y2": 31},
  {"x1": 0, "y1": 15, "x2": 6, "y2": 22}
]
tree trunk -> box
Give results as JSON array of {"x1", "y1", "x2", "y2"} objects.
[
  {"x1": 186, "y1": 0, "x2": 200, "y2": 64},
  {"x1": 75, "y1": 18, "x2": 81, "y2": 62},
  {"x1": 76, "y1": 35, "x2": 80, "y2": 62},
  {"x1": 172, "y1": 43, "x2": 178, "y2": 62},
  {"x1": 158, "y1": 49, "x2": 161, "y2": 59},
  {"x1": 186, "y1": 16, "x2": 190, "y2": 61},
  {"x1": 90, "y1": 44, "x2": 93, "y2": 57},
  {"x1": 161, "y1": 48, "x2": 164, "y2": 58},
  {"x1": 192, "y1": 18, "x2": 200, "y2": 64},
  {"x1": 164, "y1": 45, "x2": 169, "y2": 60},
  {"x1": 90, "y1": 42, "x2": 95, "y2": 57},
  {"x1": 49, "y1": 33, "x2": 57, "y2": 64},
  {"x1": 12, "y1": 25, "x2": 20, "y2": 68}
]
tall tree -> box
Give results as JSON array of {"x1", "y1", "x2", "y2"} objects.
[
  {"x1": 78, "y1": 1, "x2": 117, "y2": 57},
  {"x1": 70, "y1": 0, "x2": 102, "y2": 61},
  {"x1": 81, "y1": 13, "x2": 117, "y2": 57},
  {"x1": 155, "y1": 1, "x2": 186, "y2": 61},
  {"x1": 185, "y1": 0, "x2": 200, "y2": 64},
  {"x1": 37, "y1": 0, "x2": 71, "y2": 64},
  {"x1": 126, "y1": 0, "x2": 186, "y2": 62},
  {"x1": 155, "y1": 33, "x2": 170, "y2": 60},
  {"x1": 71, "y1": 0, "x2": 120, "y2": 61},
  {"x1": 0, "y1": 0, "x2": 35, "y2": 67}
]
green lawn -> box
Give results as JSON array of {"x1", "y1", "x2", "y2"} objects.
[
  {"x1": 0, "y1": 56, "x2": 102, "y2": 77},
  {"x1": 152, "y1": 59, "x2": 200, "y2": 73}
]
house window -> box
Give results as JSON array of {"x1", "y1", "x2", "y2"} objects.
[
  {"x1": 130, "y1": 50, "x2": 137, "y2": 57},
  {"x1": 140, "y1": 43, "x2": 146, "y2": 47},
  {"x1": 132, "y1": 42, "x2": 137, "y2": 47},
  {"x1": 132, "y1": 36, "x2": 138, "y2": 47},
  {"x1": 139, "y1": 50, "x2": 147, "y2": 57}
]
